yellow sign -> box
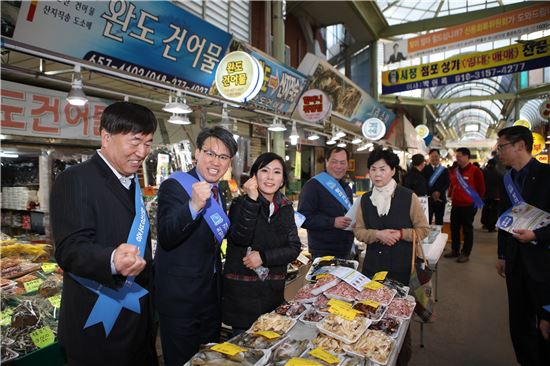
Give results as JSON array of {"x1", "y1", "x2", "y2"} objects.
[
  {"x1": 532, "y1": 133, "x2": 545, "y2": 156},
  {"x1": 308, "y1": 348, "x2": 340, "y2": 365},
  {"x1": 535, "y1": 154, "x2": 548, "y2": 164},
  {"x1": 211, "y1": 342, "x2": 246, "y2": 356},
  {"x1": 48, "y1": 295, "x2": 61, "y2": 309},
  {"x1": 295, "y1": 151, "x2": 302, "y2": 180},
  {"x1": 215, "y1": 51, "x2": 264, "y2": 103},
  {"x1": 365, "y1": 280, "x2": 384, "y2": 290},
  {"x1": 359, "y1": 299, "x2": 380, "y2": 309},
  {"x1": 24, "y1": 279, "x2": 44, "y2": 293},
  {"x1": 327, "y1": 298, "x2": 352, "y2": 309},
  {"x1": 318, "y1": 256, "x2": 335, "y2": 262},
  {"x1": 372, "y1": 271, "x2": 388, "y2": 281},
  {"x1": 30, "y1": 327, "x2": 55, "y2": 349},
  {"x1": 513, "y1": 119, "x2": 532, "y2": 129},
  {"x1": 255, "y1": 331, "x2": 281, "y2": 340},
  {"x1": 285, "y1": 358, "x2": 323, "y2": 366},
  {"x1": 328, "y1": 305, "x2": 359, "y2": 320},
  {"x1": 0, "y1": 309, "x2": 14, "y2": 327},
  {"x1": 41, "y1": 263, "x2": 58, "y2": 274}
]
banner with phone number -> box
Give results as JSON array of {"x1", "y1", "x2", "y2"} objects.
[{"x1": 382, "y1": 36, "x2": 550, "y2": 94}]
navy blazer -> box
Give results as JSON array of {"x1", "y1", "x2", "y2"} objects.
[
  {"x1": 154, "y1": 168, "x2": 225, "y2": 317},
  {"x1": 422, "y1": 164, "x2": 450, "y2": 200}
]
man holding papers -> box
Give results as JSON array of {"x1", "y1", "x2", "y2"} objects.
[
  {"x1": 495, "y1": 126, "x2": 550, "y2": 366},
  {"x1": 298, "y1": 147, "x2": 354, "y2": 259}
]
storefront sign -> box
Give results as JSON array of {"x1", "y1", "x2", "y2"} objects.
[
  {"x1": 386, "y1": 3, "x2": 550, "y2": 60},
  {"x1": 1, "y1": 81, "x2": 110, "y2": 141},
  {"x1": 214, "y1": 51, "x2": 263, "y2": 103},
  {"x1": 532, "y1": 133, "x2": 545, "y2": 156},
  {"x1": 382, "y1": 36, "x2": 550, "y2": 94},
  {"x1": 415, "y1": 124, "x2": 430, "y2": 139},
  {"x1": 4, "y1": 1, "x2": 232, "y2": 93},
  {"x1": 298, "y1": 54, "x2": 395, "y2": 131},
  {"x1": 243, "y1": 46, "x2": 309, "y2": 117},
  {"x1": 539, "y1": 98, "x2": 550, "y2": 119},
  {"x1": 297, "y1": 89, "x2": 331, "y2": 123},
  {"x1": 362, "y1": 118, "x2": 386, "y2": 141}
]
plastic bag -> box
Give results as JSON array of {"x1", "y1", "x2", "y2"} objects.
[{"x1": 247, "y1": 247, "x2": 269, "y2": 281}]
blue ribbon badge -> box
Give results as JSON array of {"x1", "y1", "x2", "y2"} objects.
[
  {"x1": 313, "y1": 172, "x2": 352, "y2": 211},
  {"x1": 70, "y1": 176, "x2": 149, "y2": 336},
  {"x1": 455, "y1": 168, "x2": 484, "y2": 209}
]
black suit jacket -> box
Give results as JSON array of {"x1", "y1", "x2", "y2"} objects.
[
  {"x1": 498, "y1": 159, "x2": 550, "y2": 316},
  {"x1": 50, "y1": 153, "x2": 154, "y2": 366},
  {"x1": 154, "y1": 168, "x2": 224, "y2": 317},
  {"x1": 422, "y1": 164, "x2": 450, "y2": 201}
]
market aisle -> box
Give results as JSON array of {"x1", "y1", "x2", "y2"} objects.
[{"x1": 409, "y1": 224, "x2": 517, "y2": 366}]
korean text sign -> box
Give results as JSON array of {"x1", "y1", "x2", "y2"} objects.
[{"x1": 8, "y1": 1, "x2": 232, "y2": 93}]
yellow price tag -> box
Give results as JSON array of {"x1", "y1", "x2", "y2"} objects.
[
  {"x1": 372, "y1": 271, "x2": 388, "y2": 281},
  {"x1": 30, "y1": 327, "x2": 55, "y2": 348},
  {"x1": 318, "y1": 256, "x2": 335, "y2": 262},
  {"x1": 360, "y1": 299, "x2": 380, "y2": 309},
  {"x1": 329, "y1": 306, "x2": 358, "y2": 320},
  {"x1": 211, "y1": 342, "x2": 246, "y2": 356},
  {"x1": 41, "y1": 263, "x2": 58, "y2": 274},
  {"x1": 365, "y1": 280, "x2": 384, "y2": 290},
  {"x1": 309, "y1": 347, "x2": 340, "y2": 365},
  {"x1": 285, "y1": 357, "x2": 323, "y2": 366},
  {"x1": 48, "y1": 295, "x2": 61, "y2": 309},
  {"x1": 255, "y1": 331, "x2": 281, "y2": 340},
  {"x1": 24, "y1": 279, "x2": 44, "y2": 293},
  {"x1": 0, "y1": 309, "x2": 14, "y2": 326},
  {"x1": 327, "y1": 299, "x2": 352, "y2": 309},
  {"x1": 315, "y1": 274, "x2": 330, "y2": 280}
]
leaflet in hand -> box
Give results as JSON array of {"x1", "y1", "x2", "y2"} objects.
[
  {"x1": 497, "y1": 202, "x2": 550, "y2": 233},
  {"x1": 344, "y1": 198, "x2": 361, "y2": 231}
]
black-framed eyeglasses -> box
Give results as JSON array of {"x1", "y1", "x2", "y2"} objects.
[
  {"x1": 202, "y1": 149, "x2": 231, "y2": 162},
  {"x1": 497, "y1": 142, "x2": 514, "y2": 151}
]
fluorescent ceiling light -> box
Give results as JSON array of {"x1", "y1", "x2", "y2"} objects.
[
  {"x1": 464, "y1": 124, "x2": 479, "y2": 132},
  {"x1": 290, "y1": 121, "x2": 299, "y2": 139},
  {"x1": 351, "y1": 137, "x2": 362, "y2": 144},
  {"x1": 268, "y1": 118, "x2": 287, "y2": 132},
  {"x1": 163, "y1": 91, "x2": 192, "y2": 114},
  {"x1": 0, "y1": 151, "x2": 19, "y2": 158},
  {"x1": 326, "y1": 139, "x2": 337, "y2": 145},
  {"x1": 66, "y1": 65, "x2": 88, "y2": 106},
  {"x1": 168, "y1": 113, "x2": 191, "y2": 125},
  {"x1": 335, "y1": 130, "x2": 346, "y2": 139},
  {"x1": 307, "y1": 133, "x2": 320, "y2": 141},
  {"x1": 337, "y1": 141, "x2": 347, "y2": 148}
]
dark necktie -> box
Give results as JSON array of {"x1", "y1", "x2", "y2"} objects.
[{"x1": 211, "y1": 185, "x2": 219, "y2": 203}]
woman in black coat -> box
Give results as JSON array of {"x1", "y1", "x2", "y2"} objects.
[{"x1": 222, "y1": 153, "x2": 301, "y2": 334}]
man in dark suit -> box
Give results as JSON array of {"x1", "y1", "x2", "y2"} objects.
[
  {"x1": 496, "y1": 126, "x2": 550, "y2": 366},
  {"x1": 403, "y1": 153, "x2": 428, "y2": 197},
  {"x1": 422, "y1": 148, "x2": 450, "y2": 225},
  {"x1": 50, "y1": 102, "x2": 158, "y2": 365},
  {"x1": 387, "y1": 43, "x2": 407, "y2": 63},
  {"x1": 155, "y1": 126, "x2": 238, "y2": 365}
]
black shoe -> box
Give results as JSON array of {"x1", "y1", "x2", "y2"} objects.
[
  {"x1": 444, "y1": 250, "x2": 460, "y2": 258},
  {"x1": 457, "y1": 254, "x2": 470, "y2": 263}
]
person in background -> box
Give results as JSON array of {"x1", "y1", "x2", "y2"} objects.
[
  {"x1": 481, "y1": 159, "x2": 502, "y2": 232},
  {"x1": 495, "y1": 126, "x2": 550, "y2": 366},
  {"x1": 50, "y1": 102, "x2": 158, "y2": 365},
  {"x1": 388, "y1": 43, "x2": 407, "y2": 63},
  {"x1": 155, "y1": 127, "x2": 238, "y2": 366},
  {"x1": 298, "y1": 147, "x2": 354, "y2": 259},
  {"x1": 403, "y1": 153, "x2": 428, "y2": 197},
  {"x1": 445, "y1": 147, "x2": 485, "y2": 263},
  {"x1": 353, "y1": 148, "x2": 429, "y2": 366},
  {"x1": 422, "y1": 149, "x2": 450, "y2": 226},
  {"x1": 222, "y1": 152, "x2": 301, "y2": 335}
]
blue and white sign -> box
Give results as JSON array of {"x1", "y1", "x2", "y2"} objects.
[
  {"x1": 362, "y1": 118, "x2": 386, "y2": 141},
  {"x1": 7, "y1": 0, "x2": 233, "y2": 93}
]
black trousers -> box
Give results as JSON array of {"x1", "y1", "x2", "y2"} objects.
[
  {"x1": 506, "y1": 260, "x2": 550, "y2": 366},
  {"x1": 428, "y1": 198, "x2": 446, "y2": 225},
  {"x1": 158, "y1": 275, "x2": 221, "y2": 366},
  {"x1": 450, "y1": 205, "x2": 477, "y2": 255},
  {"x1": 481, "y1": 199, "x2": 499, "y2": 230}
]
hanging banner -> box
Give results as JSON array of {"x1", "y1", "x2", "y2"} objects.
[
  {"x1": 3, "y1": 1, "x2": 232, "y2": 94},
  {"x1": 297, "y1": 89, "x2": 332, "y2": 123},
  {"x1": 298, "y1": 53, "x2": 395, "y2": 133},
  {"x1": 390, "y1": 3, "x2": 550, "y2": 60},
  {"x1": 382, "y1": 36, "x2": 550, "y2": 94},
  {"x1": 1, "y1": 81, "x2": 111, "y2": 141}
]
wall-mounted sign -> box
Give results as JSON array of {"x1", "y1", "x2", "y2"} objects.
[
  {"x1": 3, "y1": 1, "x2": 232, "y2": 94},
  {"x1": 297, "y1": 89, "x2": 331, "y2": 123},
  {"x1": 539, "y1": 98, "x2": 550, "y2": 119},
  {"x1": 1, "y1": 81, "x2": 110, "y2": 141},
  {"x1": 382, "y1": 36, "x2": 550, "y2": 94},
  {"x1": 532, "y1": 132, "x2": 545, "y2": 156},
  {"x1": 214, "y1": 51, "x2": 263, "y2": 103},
  {"x1": 513, "y1": 119, "x2": 532, "y2": 129},
  {"x1": 362, "y1": 118, "x2": 386, "y2": 141},
  {"x1": 415, "y1": 124, "x2": 430, "y2": 139}
]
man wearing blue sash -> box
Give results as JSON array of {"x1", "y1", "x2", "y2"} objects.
[
  {"x1": 298, "y1": 147, "x2": 354, "y2": 259},
  {"x1": 495, "y1": 126, "x2": 550, "y2": 366},
  {"x1": 155, "y1": 127, "x2": 237, "y2": 365},
  {"x1": 50, "y1": 102, "x2": 158, "y2": 365},
  {"x1": 445, "y1": 147, "x2": 485, "y2": 263},
  {"x1": 422, "y1": 148, "x2": 450, "y2": 225}
]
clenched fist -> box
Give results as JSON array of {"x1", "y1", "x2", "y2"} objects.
[
  {"x1": 114, "y1": 243, "x2": 146, "y2": 277},
  {"x1": 190, "y1": 181, "x2": 213, "y2": 212},
  {"x1": 243, "y1": 176, "x2": 259, "y2": 201}
]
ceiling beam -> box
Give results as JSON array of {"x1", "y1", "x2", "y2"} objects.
[
  {"x1": 349, "y1": 0, "x2": 388, "y2": 40},
  {"x1": 380, "y1": 1, "x2": 539, "y2": 38}
]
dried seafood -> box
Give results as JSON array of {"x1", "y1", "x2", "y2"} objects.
[{"x1": 249, "y1": 313, "x2": 295, "y2": 334}]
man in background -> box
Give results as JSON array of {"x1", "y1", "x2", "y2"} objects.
[
  {"x1": 422, "y1": 149, "x2": 450, "y2": 225},
  {"x1": 403, "y1": 153, "x2": 428, "y2": 197}
]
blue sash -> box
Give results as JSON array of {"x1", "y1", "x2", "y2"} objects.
[
  {"x1": 428, "y1": 165, "x2": 445, "y2": 188},
  {"x1": 70, "y1": 176, "x2": 149, "y2": 336},
  {"x1": 455, "y1": 168, "x2": 484, "y2": 208},
  {"x1": 503, "y1": 170, "x2": 524, "y2": 206},
  {"x1": 313, "y1": 172, "x2": 352, "y2": 211},
  {"x1": 170, "y1": 171, "x2": 230, "y2": 243}
]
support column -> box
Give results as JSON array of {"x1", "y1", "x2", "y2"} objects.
[
  {"x1": 271, "y1": 0, "x2": 285, "y2": 158},
  {"x1": 369, "y1": 41, "x2": 379, "y2": 100}
]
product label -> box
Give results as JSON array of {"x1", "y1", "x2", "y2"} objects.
[
  {"x1": 328, "y1": 305, "x2": 358, "y2": 320},
  {"x1": 365, "y1": 280, "x2": 384, "y2": 290},
  {"x1": 24, "y1": 279, "x2": 44, "y2": 293},
  {"x1": 0, "y1": 309, "x2": 14, "y2": 326},
  {"x1": 318, "y1": 256, "x2": 335, "y2": 262},
  {"x1": 41, "y1": 263, "x2": 58, "y2": 274},
  {"x1": 285, "y1": 358, "x2": 323, "y2": 366},
  {"x1": 327, "y1": 299, "x2": 352, "y2": 309},
  {"x1": 48, "y1": 295, "x2": 61, "y2": 309},
  {"x1": 359, "y1": 299, "x2": 380, "y2": 309},
  {"x1": 30, "y1": 327, "x2": 55, "y2": 348},
  {"x1": 308, "y1": 348, "x2": 340, "y2": 364},
  {"x1": 255, "y1": 330, "x2": 281, "y2": 339},
  {"x1": 211, "y1": 342, "x2": 246, "y2": 356},
  {"x1": 372, "y1": 271, "x2": 388, "y2": 281}
]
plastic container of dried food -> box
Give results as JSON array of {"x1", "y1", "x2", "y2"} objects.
[
  {"x1": 353, "y1": 302, "x2": 388, "y2": 322},
  {"x1": 299, "y1": 309, "x2": 327, "y2": 326},
  {"x1": 248, "y1": 312, "x2": 297, "y2": 335},
  {"x1": 385, "y1": 295, "x2": 416, "y2": 320},
  {"x1": 369, "y1": 317, "x2": 402, "y2": 339},
  {"x1": 355, "y1": 286, "x2": 397, "y2": 306},
  {"x1": 316, "y1": 314, "x2": 371, "y2": 345},
  {"x1": 343, "y1": 330, "x2": 395, "y2": 366}
]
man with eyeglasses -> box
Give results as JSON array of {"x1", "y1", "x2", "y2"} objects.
[
  {"x1": 298, "y1": 147, "x2": 355, "y2": 259},
  {"x1": 155, "y1": 126, "x2": 237, "y2": 365},
  {"x1": 495, "y1": 125, "x2": 550, "y2": 366}
]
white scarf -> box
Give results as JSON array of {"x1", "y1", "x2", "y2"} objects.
[{"x1": 370, "y1": 179, "x2": 397, "y2": 216}]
